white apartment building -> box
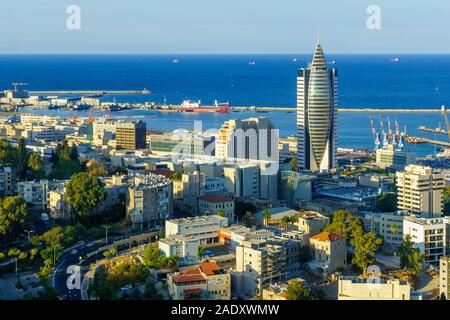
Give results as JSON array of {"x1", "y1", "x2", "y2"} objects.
[
  {"x1": 158, "y1": 235, "x2": 199, "y2": 264},
  {"x1": 216, "y1": 117, "x2": 278, "y2": 163},
  {"x1": 165, "y1": 215, "x2": 229, "y2": 245},
  {"x1": 17, "y1": 180, "x2": 49, "y2": 209},
  {"x1": 396, "y1": 165, "x2": 444, "y2": 218},
  {"x1": 403, "y1": 216, "x2": 448, "y2": 267}
]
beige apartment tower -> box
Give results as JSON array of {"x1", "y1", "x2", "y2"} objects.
[{"x1": 396, "y1": 165, "x2": 444, "y2": 218}]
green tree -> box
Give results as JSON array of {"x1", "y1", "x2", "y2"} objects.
[
  {"x1": 142, "y1": 245, "x2": 163, "y2": 268},
  {"x1": 0, "y1": 196, "x2": 30, "y2": 240},
  {"x1": 262, "y1": 208, "x2": 271, "y2": 226},
  {"x1": 87, "y1": 160, "x2": 107, "y2": 177},
  {"x1": 69, "y1": 144, "x2": 79, "y2": 161},
  {"x1": 285, "y1": 280, "x2": 313, "y2": 300},
  {"x1": 390, "y1": 224, "x2": 398, "y2": 235},
  {"x1": 242, "y1": 211, "x2": 254, "y2": 227},
  {"x1": 351, "y1": 232, "x2": 383, "y2": 272},
  {"x1": 289, "y1": 157, "x2": 298, "y2": 172},
  {"x1": 198, "y1": 246, "x2": 205, "y2": 258},
  {"x1": 16, "y1": 138, "x2": 28, "y2": 176},
  {"x1": 48, "y1": 159, "x2": 82, "y2": 180},
  {"x1": 66, "y1": 172, "x2": 105, "y2": 219},
  {"x1": 325, "y1": 210, "x2": 363, "y2": 242},
  {"x1": 28, "y1": 153, "x2": 43, "y2": 177},
  {"x1": 0, "y1": 139, "x2": 16, "y2": 167},
  {"x1": 396, "y1": 235, "x2": 424, "y2": 275},
  {"x1": 217, "y1": 209, "x2": 225, "y2": 218},
  {"x1": 103, "y1": 247, "x2": 117, "y2": 258},
  {"x1": 376, "y1": 193, "x2": 397, "y2": 212}
]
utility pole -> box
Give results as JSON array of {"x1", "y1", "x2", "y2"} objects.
[
  {"x1": 15, "y1": 257, "x2": 18, "y2": 283},
  {"x1": 25, "y1": 230, "x2": 33, "y2": 244},
  {"x1": 103, "y1": 217, "x2": 111, "y2": 245}
]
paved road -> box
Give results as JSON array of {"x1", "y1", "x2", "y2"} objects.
[{"x1": 53, "y1": 229, "x2": 162, "y2": 300}]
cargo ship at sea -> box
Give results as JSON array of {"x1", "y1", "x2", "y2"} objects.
[{"x1": 181, "y1": 100, "x2": 230, "y2": 113}]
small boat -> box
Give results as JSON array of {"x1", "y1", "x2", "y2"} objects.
[
  {"x1": 248, "y1": 61, "x2": 256, "y2": 65},
  {"x1": 389, "y1": 57, "x2": 400, "y2": 63},
  {"x1": 172, "y1": 59, "x2": 180, "y2": 64},
  {"x1": 328, "y1": 60, "x2": 336, "y2": 65}
]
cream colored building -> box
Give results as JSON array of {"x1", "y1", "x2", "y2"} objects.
[
  {"x1": 363, "y1": 211, "x2": 406, "y2": 247},
  {"x1": 309, "y1": 231, "x2": 347, "y2": 273},
  {"x1": 167, "y1": 262, "x2": 230, "y2": 300},
  {"x1": 216, "y1": 117, "x2": 278, "y2": 162},
  {"x1": 439, "y1": 256, "x2": 450, "y2": 299},
  {"x1": 376, "y1": 144, "x2": 415, "y2": 170},
  {"x1": 338, "y1": 276, "x2": 412, "y2": 300},
  {"x1": 295, "y1": 211, "x2": 329, "y2": 237},
  {"x1": 396, "y1": 165, "x2": 444, "y2": 218}
]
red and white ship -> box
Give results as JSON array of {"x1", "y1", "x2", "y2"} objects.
[{"x1": 181, "y1": 99, "x2": 230, "y2": 113}]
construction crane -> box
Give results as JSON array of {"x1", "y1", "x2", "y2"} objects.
[
  {"x1": 379, "y1": 115, "x2": 388, "y2": 148},
  {"x1": 441, "y1": 105, "x2": 450, "y2": 142},
  {"x1": 11, "y1": 82, "x2": 28, "y2": 91},
  {"x1": 387, "y1": 116, "x2": 393, "y2": 142},
  {"x1": 369, "y1": 115, "x2": 380, "y2": 149}
]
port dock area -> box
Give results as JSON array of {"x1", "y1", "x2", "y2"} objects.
[
  {"x1": 28, "y1": 89, "x2": 151, "y2": 96},
  {"x1": 230, "y1": 107, "x2": 442, "y2": 113}
]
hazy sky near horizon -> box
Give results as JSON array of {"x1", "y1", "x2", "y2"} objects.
[{"x1": 1, "y1": 0, "x2": 449, "y2": 54}]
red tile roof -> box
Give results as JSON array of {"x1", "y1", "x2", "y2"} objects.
[
  {"x1": 199, "y1": 194, "x2": 233, "y2": 203},
  {"x1": 200, "y1": 262, "x2": 221, "y2": 276},
  {"x1": 173, "y1": 273, "x2": 205, "y2": 283},
  {"x1": 310, "y1": 231, "x2": 344, "y2": 242}
]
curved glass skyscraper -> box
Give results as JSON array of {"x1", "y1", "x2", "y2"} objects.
[{"x1": 296, "y1": 41, "x2": 338, "y2": 172}]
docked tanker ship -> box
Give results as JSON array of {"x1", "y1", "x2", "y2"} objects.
[{"x1": 181, "y1": 99, "x2": 230, "y2": 113}]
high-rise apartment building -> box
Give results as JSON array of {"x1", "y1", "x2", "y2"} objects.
[
  {"x1": 396, "y1": 165, "x2": 444, "y2": 218},
  {"x1": 115, "y1": 121, "x2": 147, "y2": 150},
  {"x1": 216, "y1": 117, "x2": 278, "y2": 162},
  {"x1": 296, "y1": 41, "x2": 338, "y2": 172}
]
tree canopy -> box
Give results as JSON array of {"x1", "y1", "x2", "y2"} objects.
[
  {"x1": 351, "y1": 232, "x2": 383, "y2": 272},
  {"x1": 396, "y1": 235, "x2": 424, "y2": 275},
  {"x1": 66, "y1": 172, "x2": 105, "y2": 219},
  {"x1": 376, "y1": 193, "x2": 397, "y2": 212},
  {"x1": 0, "y1": 196, "x2": 30, "y2": 240},
  {"x1": 285, "y1": 280, "x2": 314, "y2": 300}
]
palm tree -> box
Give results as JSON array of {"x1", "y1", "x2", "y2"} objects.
[
  {"x1": 390, "y1": 224, "x2": 398, "y2": 235},
  {"x1": 262, "y1": 208, "x2": 271, "y2": 226}
]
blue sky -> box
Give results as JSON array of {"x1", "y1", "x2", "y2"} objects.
[{"x1": 1, "y1": 0, "x2": 449, "y2": 53}]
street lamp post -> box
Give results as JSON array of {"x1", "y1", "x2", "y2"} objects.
[
  {"x1": 25, "y1": 230, "x2": 33, "y2": 244},
  {"x1": 15, "y1": 257, "x2": 18, "y2": 283}
]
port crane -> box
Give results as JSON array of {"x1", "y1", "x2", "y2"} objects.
[{"x1": 11, "y1": 82, "x2": 28, "y2": 91}]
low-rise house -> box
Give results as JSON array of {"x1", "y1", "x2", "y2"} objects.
[
  {"x1": 309, "y1": 231, "x2": 347, "y2": 274},
  {"x1": 199, "y1": 193, "x2": 235, "y2": 223},
  {"x1": 294, "y1": 211, "x2": 329, "y2": 237},
  {"x1": 158, "y1": 235, "x2": 199, "y2": 264},
  {"x1": 338, "y1": 276, "x2": 415, "y2": 300},
  {"x1": 17, "y1": 179, "x2": 49, "y2": 209},
  {"x1": 167, "y1": 261, "x2": 230, "y2": 300}
]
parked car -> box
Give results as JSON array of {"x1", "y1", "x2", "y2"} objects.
[{"x1": 120, "y1": 284, "x2": 133, "y2": 291}]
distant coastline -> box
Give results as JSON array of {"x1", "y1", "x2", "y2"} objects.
[{"x1": 230, "y1": 107, "x2": 441, "y2": 113}]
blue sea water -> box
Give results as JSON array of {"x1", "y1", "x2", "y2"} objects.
[{"x1": 2, "y1": 54, "x2": 450, "y2": 156}]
